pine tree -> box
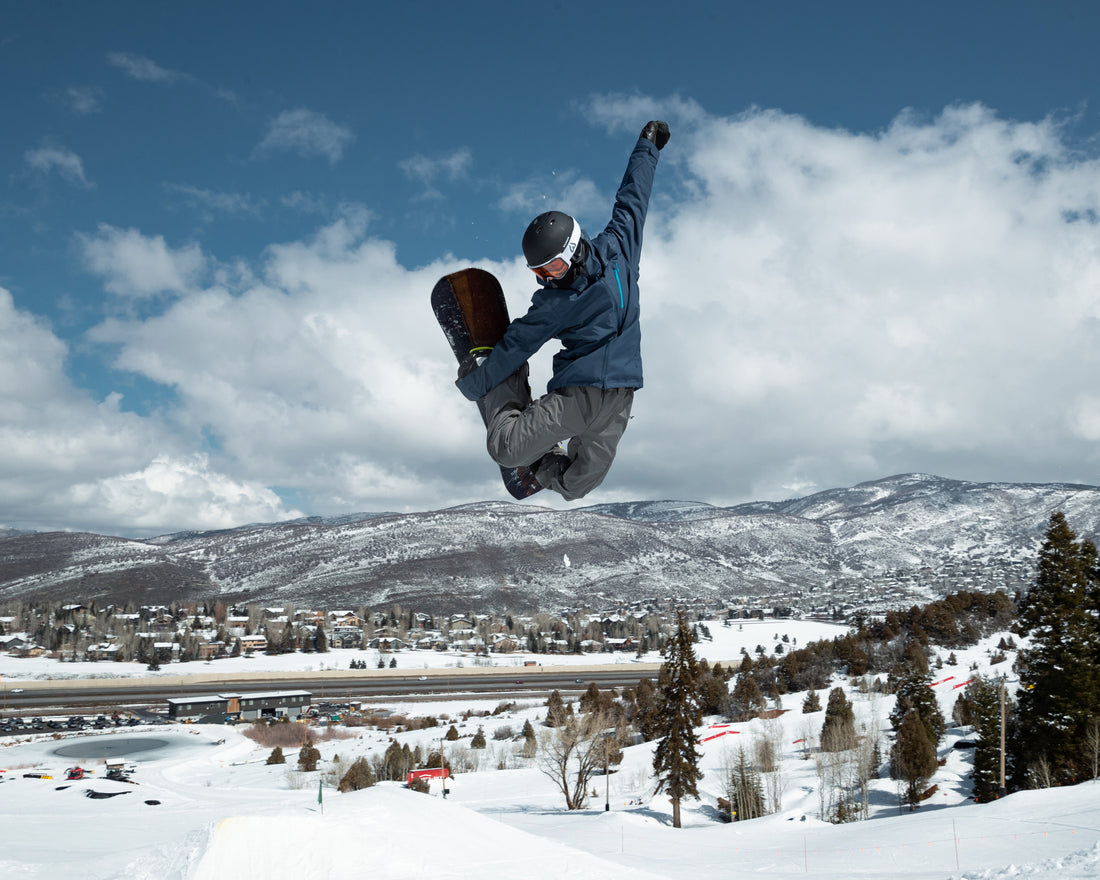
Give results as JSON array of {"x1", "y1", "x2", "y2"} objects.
[
  {"x1": 652, "y1": 610, "x2": 703, "y2": 829},
  {"x1": 802, "y1": 688, "x2": 822, "y2": 713},
  {"x1": 633, "y1": 677, "x2": 662, "y2": 741},
  {"x1": 471, "y1": 727, "x2": 487, "y2": 749},
  {"x1": 890, "y1": 709, "x2": 938, "y2": 809},
  {"x1": 727, "y1": 744, "x2": 765, "y2": 821},
  {"x1": 545, "y1": 690, "x2": 569, "y2": 727},
  {"x1": 820, "y1": 687, "x2": 856, "y2": 752},
  {"x1": 728, "y1": 672, "x2": 765, "y2": 722},
  {"x1": 521, "y1": 718, "x2": 538, "y2": 759},
  {"x1": 1014, "y1": 512, "x2": 1100, "y2": 785},
  {"x1": 966, "y1": 676, "x2": 1005, "y2": 802},
  {"x1": 338, "y1": 757, "x2": 376, "y2": 792},
  {"x1": 297, "y1": 743, "x2": 321, "y2": 772},
  {"x1": 890, "y1": 670, "x2": 946, "y2": 747}
]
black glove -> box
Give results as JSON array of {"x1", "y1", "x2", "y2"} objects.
[{"x1": 641, "y1": 120, "x2": 670, "y2": 151}]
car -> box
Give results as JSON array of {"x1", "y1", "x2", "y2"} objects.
[
  {"x1": 418, "y1": 676, "x2": 427, "y2": 681},
  {"x1": 514, "y1": 679, "x2": 524, "y2": 684},
  {"x1": 10, "y1": 688, "x2": 23, "y2": 694}
]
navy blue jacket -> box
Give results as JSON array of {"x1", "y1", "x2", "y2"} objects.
[{"x1": 457, "y1": 137, "x2": 659, "y2": 401}]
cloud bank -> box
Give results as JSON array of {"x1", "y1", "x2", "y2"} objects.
[{"x1": 4, "y1": 100, "x2": 1100, "y2": 535}]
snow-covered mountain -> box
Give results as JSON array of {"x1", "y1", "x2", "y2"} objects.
[{"x1": 2, "y1": 474, "x2": 1098, "y2": 612}]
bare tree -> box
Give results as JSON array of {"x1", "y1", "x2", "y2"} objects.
[
  {"x1": 754, "y1": 717, "x2": 785, "y2": 814},
  {"x1": 537, "y1": 704, "x2": 612, "y2": 810},
  {"x1": 1085, "y1": 718, "x2": 1100, "y2": 780}
]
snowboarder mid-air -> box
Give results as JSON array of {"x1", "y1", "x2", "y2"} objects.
[{"x1": 456, "y1": 120, "x2": 670, "y2": 500}]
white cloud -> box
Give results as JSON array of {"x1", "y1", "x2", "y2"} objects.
[
  {"x1": 77, "y1": 224, "x2": 207, "y2": 298},
  {"x1": 497, "y1": 171, "x2": 606, "y2": 223},
  {"x1": 0, "y1": 288, "x2": 299, "y2": 535},
  {"x1": 399, "y1": 148, "x2": 472, "y2": 199},
  {"x1": 9, "y1": 99, "x2": 1100, "y2": 534},
  {"x1": 164, "y1": 183, "x2": 264, "y2": 217},
  {"x1": 59, "y1": 85, "x2": 104, "y2": 115},
  {"x1": 256, "y1": 109, "x2": 355, "y2": 164},
  {"x1": 107, "y1": 51, "x2": 188, "y2": 83},
  {"x1": 23, "y1": 145, "x2": 93, "y2": 188},
  {"x1": 67, "y1": 454, "x2": 301, "y2": 533}
]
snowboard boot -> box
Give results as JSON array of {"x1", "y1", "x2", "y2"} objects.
[{"x1": 532, "y1": 445, "x2": 570, "y2": 491}]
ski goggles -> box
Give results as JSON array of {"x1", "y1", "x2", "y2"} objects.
[{"x1": 527, "y1": 222, "x2": 581, "y2": 280}]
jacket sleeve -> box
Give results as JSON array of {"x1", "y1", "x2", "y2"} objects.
[
  {"x1": 455, "y1": 290, "x2": 561, "y2": 401},
  {"x1": 600, "y1": 137, "x2": 660, "y2": 272}
]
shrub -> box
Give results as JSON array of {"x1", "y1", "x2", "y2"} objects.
[
  {"x1": 338, "y1": 757, "x2": 376, "y2": 792},
  {"x1": 266, "y1": 747, "x2": 286, "y2": 765},
  {"x1": 298, "y1": 744, "x2": 321, "y2": 772}
]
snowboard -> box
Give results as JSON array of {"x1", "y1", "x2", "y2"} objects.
[{"x1": 431, "y1": 267, "x2": 542, "y2": 499}]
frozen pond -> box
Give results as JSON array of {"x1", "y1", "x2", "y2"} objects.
[{"x1": 53, "y1": 736, "x2": 179, "y2": 759}]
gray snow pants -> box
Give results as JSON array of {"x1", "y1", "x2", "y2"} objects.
[{"x1": 480, "y1": 364, "x2": 634, "y2": 502}]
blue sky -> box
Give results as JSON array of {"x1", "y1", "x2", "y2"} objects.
[{"x1": 3, "y1": 1, "x2": 1100, "y2": 536}]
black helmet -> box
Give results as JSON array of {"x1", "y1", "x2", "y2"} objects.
[{"x1": 522, "y1": 211, "x2": 582, "y2": 280}]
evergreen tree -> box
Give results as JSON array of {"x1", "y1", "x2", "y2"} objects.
[
  {"x1": 521, "y1": 718, "x2": 538, "y2": 759},
  {"x1": 545, "y1": 690, "x2": 570, "y2": 727},
  {"x1": 266, "y1": 746, "x2": 286, "y2": 765},
  {"x1": 1014, "y1": 512, "x2": 1100, "y2": 786},
  {"x1": 966, "y1": 676, "x2": 1005, "y2": 802},
  {"x1": 890, "y1": 670, "x2": 946, "y2": 747},
  {"x1": 471, "y1": 727, "x2": 487, "y2": 749},
  {"x1": 802, "y1": 688, "x2": 822, "y2": 713},
  {"x1": 445, "y1": 724, "x2": 460, "y2": 742},
  {"x1": 820, "y1": 687, "x2": 856, "y2": 752},
  {"x1": 890, "y1": 709, "x2": 938, "y2": 809},
  {"x1": 728, "y1": 744, "x2": 765, "y2": 821},
  {"x1": 652, "y1": 611, "x2": 703, "y2": 829},
  {"x1": 728, "y1": 672, "x2": 765, "y2": 722},
  {"x1": 314, "y1": 622, "x2": 328, "y2": 653},
  {"x1": 338, "y1": 757, "x2": 377, "y2": 792},
  {"x1": 297, "y1": 743, "x2": 321, "y2": 772},
  {"x1": 633, "y1": 677, "x2": 662, "y2": 741}
]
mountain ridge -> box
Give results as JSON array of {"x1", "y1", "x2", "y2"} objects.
[{"x1": 2, "y1": 473, "x2": 1098, "y2": 612}]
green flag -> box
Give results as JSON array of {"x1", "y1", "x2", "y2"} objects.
[{"x1": 318, "y1": 779, "x2": 323, "y2": 813}]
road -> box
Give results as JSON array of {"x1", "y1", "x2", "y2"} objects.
[{"x1": 1, "y1": 664, "x2": 663, "y2": 716}]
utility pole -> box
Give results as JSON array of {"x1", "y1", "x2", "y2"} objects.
[{"x1": 999, "y1": 674, "x2": 1007, "y2": 798}]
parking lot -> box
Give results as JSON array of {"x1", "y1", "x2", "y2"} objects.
[{"x1": 0, "y1": 712, "x2": 148, "y2": 736}]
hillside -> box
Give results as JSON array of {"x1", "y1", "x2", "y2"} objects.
[{"x1": 2, "y1": 473, "x2": 1099, "y2": 611}]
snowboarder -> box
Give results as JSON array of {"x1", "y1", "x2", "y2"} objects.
[{"x1": 455, "y1": 120, "x2": 670, "y2": 500}]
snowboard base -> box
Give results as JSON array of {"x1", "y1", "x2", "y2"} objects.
[{"x1": 431, "y1": 268, "x2": 542, "y2": 499}]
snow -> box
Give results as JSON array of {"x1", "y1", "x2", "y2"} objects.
[
  {"x1": 1, "y1": 623, "x2": 1096, "y2": 879},
  {"x1": 0, "y1": 618, "x2": 851, "y2": 681}
]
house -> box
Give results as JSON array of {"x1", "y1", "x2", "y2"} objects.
[
  {"x1": 0, "y1": 634, "x2": 27, "y2": 652},
  {"x1": 239, "y1": 635, "x2": 268, "y2": 653},
  {"x1": 330, "y1": 626, "x2": 363, "y2": 649},
  {"x1": 86, "y1": 643, "x2": 121, "y2": 661},
  {"x1": 491, "y1": 634, "x2": 519, "y2": 653},
  {"x1": 328, "y1": 611, "x2": 364, "y2": 629},
  {"x1": 197, "y1": 641, "x2": 226, "y2": 660}
]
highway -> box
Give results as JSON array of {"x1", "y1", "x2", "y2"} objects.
[{"x1": 0, "y1": 664, "x2": 663, "y2": 716}]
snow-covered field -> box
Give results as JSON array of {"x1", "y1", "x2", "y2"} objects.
[
  {"x1": 0, "y1": 618, "x2": 850, "y2": 682},
  {"x1": 3, "y1": 622, "x2": 1097, "y2": 879}
]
